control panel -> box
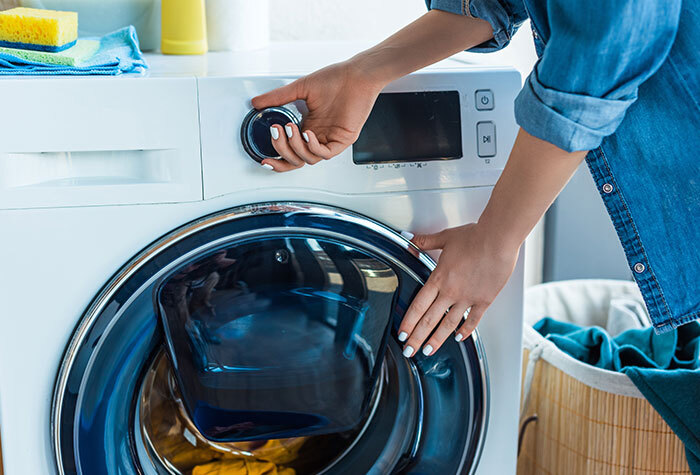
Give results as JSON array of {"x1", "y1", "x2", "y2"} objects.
[{"x1": 201, "y1": 68, "x2": 521, "y2": 199}]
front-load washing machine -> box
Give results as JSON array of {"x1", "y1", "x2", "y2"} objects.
[{"x1": 0, "y1": 44, "x2": 524, "y2": 474}]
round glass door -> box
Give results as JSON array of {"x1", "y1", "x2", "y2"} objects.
[{"x1": 52, "y1": 203, "x2": 488, "y2": 475}]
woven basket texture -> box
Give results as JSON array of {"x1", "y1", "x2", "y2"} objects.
[{"x1": 518, "y1": 349, "x2": 691, "y2": 474}]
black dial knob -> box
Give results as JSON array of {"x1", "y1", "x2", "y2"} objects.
[{"x1": 241, "y1": 107, "x2": 301, "y2": 162}]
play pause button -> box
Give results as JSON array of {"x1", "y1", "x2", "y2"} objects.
[{"x1": 477, "y1": 121, "x2": 496, "y2": 157}]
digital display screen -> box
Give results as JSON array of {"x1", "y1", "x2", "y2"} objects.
[{"x1": 353, "y1": 91, "x2": 462, "y2": 164}]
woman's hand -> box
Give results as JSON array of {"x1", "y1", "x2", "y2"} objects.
[
  {"x1": 250, "y1": 60, "x2": 384, "y2": 172},
  {"x1": 250, "y1": 10, "x2": 495, "y2": 172},
  {"x1": 398, "y1": 223, "x2": 520, "y2": 357},
  {"x1": 398, "y1": 129, "x2": 587, "y2": 357}
]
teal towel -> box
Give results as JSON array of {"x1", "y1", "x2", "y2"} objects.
[
  {"x1": 0, "y1": 26, "x2": 147, "y2": 76},
  {"x1": 535, "y1": 317, "x2": 700, "y2": 474}
]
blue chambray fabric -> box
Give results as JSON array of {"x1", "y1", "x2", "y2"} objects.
[{"x1": 426, "y1": 0, "x2": 700, "y2": 332}]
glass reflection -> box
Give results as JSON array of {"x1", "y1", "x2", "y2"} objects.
[
  {"x1": 139, "y1": 352, "x2": 371, "y2": 475},
  {"x1": 157, "y1": 236, "x2": 399, "y2": 442}
]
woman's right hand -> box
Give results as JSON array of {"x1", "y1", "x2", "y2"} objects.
[{"x1": 250, "y1": 59, "x2": 384, "y2": 172}]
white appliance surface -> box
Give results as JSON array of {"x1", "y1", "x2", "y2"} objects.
[{"x1": 0, "y1": 43, "x2": 524, "y2": 475}]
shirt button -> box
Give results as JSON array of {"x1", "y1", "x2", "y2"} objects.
[
  {"x1": 602, "y1": 183, "x2": 614, "y2": 194},
  {"x1": 634, "y1": 263, "x2": 646, "y2": 274}
]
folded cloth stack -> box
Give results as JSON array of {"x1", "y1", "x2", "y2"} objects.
[
  {"x1": 535, "y1": 317, "x2": 700, "y2": 474},
  {"x1": 0, "y1": 26, "x2": 147, "y2": 75}
]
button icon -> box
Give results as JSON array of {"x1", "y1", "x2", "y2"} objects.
[
  {"x1": 477, "y1": 121, "x2": 496, "y2": 157},
  {"x1": 475, "y1": 90, "x2": 494, "y2": 111}
]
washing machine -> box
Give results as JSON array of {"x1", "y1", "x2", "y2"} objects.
[{"x1": 0, "y1": 44, "x2": 524, "y2": 475}]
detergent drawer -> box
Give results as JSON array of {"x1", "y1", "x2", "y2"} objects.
[{"x1": 0, "y1": 77, "x2": 202, "y2": 209}]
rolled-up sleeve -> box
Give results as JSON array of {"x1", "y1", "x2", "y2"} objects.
[
  {"x1": 514, "y1": 0, "x2": 682, "y2": 152},
  {"x1": 425, "y1": 0, "x2": 528, "y2": 52}
]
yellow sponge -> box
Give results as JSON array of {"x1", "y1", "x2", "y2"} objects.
[{"x1": 0, "y1": 7, "x2": 78, "y2": 52}]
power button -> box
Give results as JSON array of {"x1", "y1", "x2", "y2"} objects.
[{"x1": 475, "y1": 90, "x2": 494, "y2": 111}]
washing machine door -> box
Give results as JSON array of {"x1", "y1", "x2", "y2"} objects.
[{"x1": 52, "y1": 203, "x2": 489, "y2": 475}]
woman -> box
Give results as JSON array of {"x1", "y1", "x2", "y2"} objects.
[{"x1": 252, "y1": 1, "x2": 699, "y2": 358}]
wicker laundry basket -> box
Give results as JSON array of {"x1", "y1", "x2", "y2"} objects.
[{"x1": 518, "y1": 280, "x2": 691, "y2": 475}]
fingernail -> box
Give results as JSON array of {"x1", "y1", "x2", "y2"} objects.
[
  {"x1": 285, "y1": 125, "x2": 293, "y2": 138},
  {"x1": 422, "y1": 344, "x2": 433, "y2": 356},
  {"x1": 455, "y1": 333, "x2": 464, "y2": 342},
  {"x1": 398, "y1": 331, "x2": 408, "y2": 342},
  {"x1": 402, "y1": 346, "x2": 414, "y2": 358},
  {"x1": 400, "y1": 231, "x2": 414, "y2": 240},
  {"x1": 303, "y1": 132, "x2": 309, "y2": 143},
  {"x1": 261, "y1": 163, "x2": 274, "y2": 170},
  {"x1": 270, "y1": 127, "x2": 279, "y2": 140}
]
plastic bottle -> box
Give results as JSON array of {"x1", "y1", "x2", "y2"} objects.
[{"x1": 161, "y1": 0, "x2": 208, "y2": 55}]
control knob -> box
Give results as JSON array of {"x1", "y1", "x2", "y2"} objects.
[{"x1": 241, "y1": 107, "x2": 301, "y2": 162}]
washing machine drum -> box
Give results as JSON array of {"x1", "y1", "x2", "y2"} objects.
[{"x1": 53, "y1": 203, "x2": 489, "y2": 475}]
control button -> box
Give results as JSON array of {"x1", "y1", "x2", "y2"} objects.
[
  {"x1": 475, "y1": 90, "x2": 494, "y2": 110},
  {"x1": 477, "y1": 121, "x2": 496, "y2": 157},
  {"x1": 241, "y1": 107, "x2": 300, "y2": 162}
]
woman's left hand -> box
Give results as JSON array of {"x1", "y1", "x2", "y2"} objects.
[{"x1": 398, "y1": 223, "x2": 520, "y2": 358}]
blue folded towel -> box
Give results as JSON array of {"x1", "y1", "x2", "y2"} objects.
[
  {"x1": 535, "y1": 317, "x2": 700, "y2": 474},
  {"x1": 0, "y1": 26, "x2": 147, "y2": 76}
]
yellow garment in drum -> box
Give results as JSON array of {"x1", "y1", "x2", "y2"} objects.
[
  {"x1": 139, "y1": 353, "x2": 307, "y2": 475},
  {"x1": 192, "y1": 458, "x2": 295, "y2": 475},
  {"x1": 189, "y1": 439, "x2": 305, "y2": 475}
]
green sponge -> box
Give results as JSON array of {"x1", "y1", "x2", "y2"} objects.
[{"x1": 0, "y1": 39, "x2": 99, "y2": 66}]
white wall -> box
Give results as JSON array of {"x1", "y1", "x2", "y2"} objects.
[
  {"x1": 269, "y1": 0, "x2": 537, "y2": 78},
  {"x1": 270, "y1": 0, "x2": 426, "y2": 42}
]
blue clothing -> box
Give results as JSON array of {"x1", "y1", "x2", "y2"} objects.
[
  {"x1": 426, "y1": 0, "x2": 700, "y2": 332},
  {"x1": 534, "y1": 317, "x2": 700, "y2": 474},
  {"x1": 0, "y1": 26, "x2": 147, "y2": 75}
]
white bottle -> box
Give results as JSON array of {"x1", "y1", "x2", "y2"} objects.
[{"x1": 205, "y1": 0, "x2": 269, "y2": 52}]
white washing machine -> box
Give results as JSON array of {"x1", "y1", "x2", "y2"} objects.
[{"x1": 0, "y1": 44, "x2": 524, "y2": 475}]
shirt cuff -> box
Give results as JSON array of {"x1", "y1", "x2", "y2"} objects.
[
  {"x1": 425, "y1": 0, "x2": 465, "y2": 16},
  {"x1": 425, "y1": 0, "x2": 524, "y2": 52},
  {"x1": 514, "y1": 66, "x2": 637, "y2": 152}
]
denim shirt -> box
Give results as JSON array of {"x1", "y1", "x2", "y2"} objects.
[{"x1": 426, "y1": 0, "x2": 700, "y2": 331}]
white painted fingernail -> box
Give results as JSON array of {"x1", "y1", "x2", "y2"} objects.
[
  {"x1": 302, "y1": 132, "x2": 309, "y2": 143},
  {"x1": 402, "y1": 346, "x2": 414, "y2": 358},
  {"x1": 398, "y1": 331, "x2": 408, "y2": 342},
  {"x1": 422, "y1": 344, "x2": 433, "y2": 356},
  {"x1": 270, "y1": 127, "x2": 279, "y2": 140},
  {"x1": 400, "y1": 231, "x2": 414, "y2": 240},
  {"x1": 285, "y1": 125, "x2": 293, "y2": 138},
  {"x1": 261, "y1": 163, "x2": 274, "y2": 170},
  {"x1": 455, "y1": 333, "x2": 464, "y2": 342}
]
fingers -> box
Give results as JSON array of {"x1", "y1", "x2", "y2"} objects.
[
  {"x1": 455, "y1": 304, "x2": 487, "y2": 342},
  {"x1": 285, "y1": 123, "x2": 325, "y2": 165},
  {"x1": 422, "y1": 302, "x2": 470, "y2": 356},
  {"x1": 269, "y1": 124, "x2": 304, "y2": 167},
  {"x1": 260, "y1": 158, "x2": 300, "y2": 173},
  {"x1": 251, "y1": 81, "x2": 301, "y2": 110},
  {"x1": 411, "y1": 231, "x2": 448, "y2": 251},
  {"x1": 402, "y1": 295, "x2": 451, "y2": 358},
  {"x1": 264, "y1": 124, "x2": 327, "y2": 172},
  {"x1": 305, "y1": 131, "x2": 348, "y2": 160},
  {"x1": 398, "y1": 282, "x2": 439, "y2": 343}
]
